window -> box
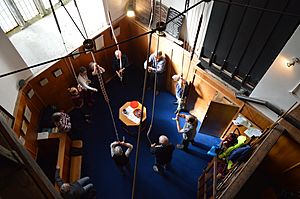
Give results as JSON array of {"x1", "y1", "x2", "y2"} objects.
[
  {"x1": 41, "y1": 0, "x2": 59, "y2": 9},
  {"x1": 14, "y1": 0, "x2": 39, "y2": 21},
  {"x1": 8, "y1": 0, "x2": 107, "y2": 75},
  {"x1": 0, "y1": 0, "x2": 69, "y2": 33},
  {"x1": 0, "y1": 1, "x2": 18, "y2": 32}
]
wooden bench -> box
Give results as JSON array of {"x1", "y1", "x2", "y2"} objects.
[{"x1": 69, "y1": 140, "x2": 83, "y2": 183}]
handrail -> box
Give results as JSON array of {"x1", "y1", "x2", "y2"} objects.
[{"x1": 236, "y1": 94, "x2": 300, "y2": 130}]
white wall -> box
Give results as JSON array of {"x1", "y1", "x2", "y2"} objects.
[
  {"x1": 251, "y1": 25, "x2": 300, "y2": 121},
  {"x1": 0, "y1": 28, "x2": 32, "y2": 114},
  {"x1": 105, "y1": 0, "x2": 127, "y2": 21},
  {"x1": 161, "y1": 0, "x2": 185, "y2": 12}
]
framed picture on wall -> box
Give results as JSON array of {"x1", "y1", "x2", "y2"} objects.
[
  {"x1": 0, "y1": 105, "x2": 15, "y2": 128},
  {"x1": 95, "y1": 35, "x2": 104, "y2": 50},
  {"x1": 72, "y1": 48, "x2": 80, "y2": 59},
  {"x1": 53, "y1": 68, "x2": 63, "y2": 77}
]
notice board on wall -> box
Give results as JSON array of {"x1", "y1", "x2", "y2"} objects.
[{"x1": 165, "y1": 7, "x2": 184, "y2": 39}]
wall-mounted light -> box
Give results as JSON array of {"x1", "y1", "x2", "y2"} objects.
[
  {"x1": 127, "y1": 1, "x2": 135, "y2": 17},
  {"x1": 287, "y1": 57, "x2": 300, "y2": 67}
]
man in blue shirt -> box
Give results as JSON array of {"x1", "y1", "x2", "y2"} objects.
[
  {"x1": 144, "y1": 51, "x2": 166, "y2": 95},
  {"x1": 172, "y1": 74, "x2": 188, "y2": 113}
]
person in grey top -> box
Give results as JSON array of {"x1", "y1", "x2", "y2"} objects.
[
  {"x1": 175, "y1": 113, "x2": 198, "y2": 150},
  {"x1": 144, "y1": 51, "x2": 166, "y2": 95},
  {"x1": 110, "y1": 140, "x2": 133, "y2": 175}
]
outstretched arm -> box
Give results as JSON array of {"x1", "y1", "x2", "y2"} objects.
[
  {"x1": 175, "y1": 114, "x2": 185, "y2": 133},
  {"x1": 122, "y1": 142, "x2": 133, "y2": 157},
  {"x1": 110, "y1": 141, "x2": 119, "y2": 157},
  {"x1": 78, "y1": 75, "x2": 98, "y2": 92}
]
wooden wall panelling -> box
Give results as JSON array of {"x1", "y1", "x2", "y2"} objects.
[
  {"x1": 187, "y1": 69, "x2": 226, "y2": 121},
  {"x1": 222, "y1": 103, "x2": 273, "y2": 138},
  {"x1": 28, "y1": 60, "x2": 74, "y2": 111},
  {"x1": 134, "y1": 0, "x2": 151, "y2": 25},
  {"x1": 127, "y1": 19, "x2": 152, "y2": 69},
  {"x1": 262, "y1": 133, "x2": 300, "y2": 191},
  {"x1": 195, "y1": 68, "x2": 244, "y2": 107},
  {"x1": 240, "y1": 103, "x2": 273, "y2": 130},
  {"x1": 103, "y1": 27, "x2": 118, "y2": 80},
  {"x1": 71, "y1": 46, "x2": 88, "y2": 71},
  {"x1": 279, "y1": 103, "x2": 300, "y2": 144},
  {"x1": 13, "y1": 85, "x2": 43, "y2": 158}
]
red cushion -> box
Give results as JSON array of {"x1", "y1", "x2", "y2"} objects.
[{"x1": 130, "y1": 101, "x2": 138, "y2": 108}]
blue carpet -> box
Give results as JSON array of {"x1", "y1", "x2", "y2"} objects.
[{"x1": 72, "y1": 67, "x2": 221, "y2": 199}]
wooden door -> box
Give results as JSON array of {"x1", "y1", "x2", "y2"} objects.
[{"x1": 199, "y1": 100, "x2": 239, "y2": 137}]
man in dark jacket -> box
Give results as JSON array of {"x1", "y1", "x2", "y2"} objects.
[
  {"x1": 150, "y1": 135, "x2": 175, "y2": 173},
  {"x1": 55, "y1": 166, "x2": 94, "y2": 199},
  {"x1": 112, "y1": 50, "x2": 129, "y2": 83}
]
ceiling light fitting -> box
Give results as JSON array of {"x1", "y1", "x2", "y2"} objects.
[
  {"x1": 127, "y1": 1, "x2": 135, "y2": 17},
  {"x1": 287, "y1": 57, "x2": 300, "y2": 67}
]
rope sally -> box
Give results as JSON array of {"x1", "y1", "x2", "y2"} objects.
[
  {"x1": 146, "y1": 36, "x2": 161, "y2": 145},
  {"x1": 72, "y1": 0, "x2": 120, "y2": 141},
  {"x1": 146, "y1": 0, "x2": 163, "y2": 145},
  {"x1": 90, "y1": 52, "x2": 120, "y2": 141},
  {"x1": 105, "y1": 0, "x2": 123, "y2": 82}
]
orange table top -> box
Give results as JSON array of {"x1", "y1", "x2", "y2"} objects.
[{"x1": 119, "y1": 101, "x2": 147, "y2": 126}]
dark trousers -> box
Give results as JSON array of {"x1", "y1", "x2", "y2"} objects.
[
  {"x1": 117, "y1": 162, "x2": 130, "y2": 175},
  {"x1": 77, "y1": 177, "x2": 93, "y2": 192},
  {"x1": 182, "y1": 139, "x2": 195, "y2": 150},
  {"x1": 154, "y1": 160, "x2": 171, "y2": 172}
]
